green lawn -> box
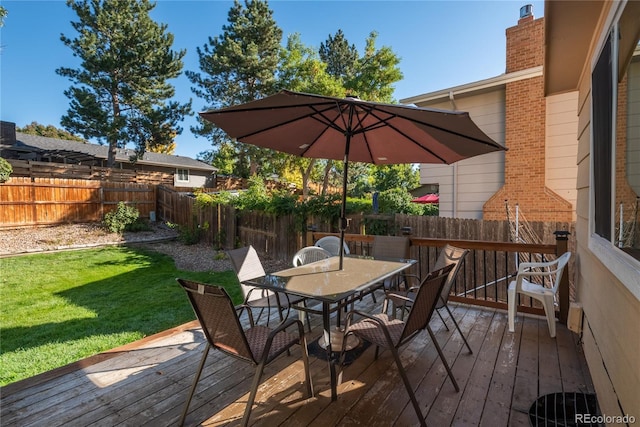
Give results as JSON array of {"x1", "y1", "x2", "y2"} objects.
[{"x1": 0, "y1": 246, "x2": 241, "y2": 386}]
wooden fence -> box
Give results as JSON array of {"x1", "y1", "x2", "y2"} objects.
[
  {"x1": 8, "y1": 159, "x2": 174, "y2": 185},
  {"x1": 0, "y1": 177, "x2": 155, "y2": 228}
]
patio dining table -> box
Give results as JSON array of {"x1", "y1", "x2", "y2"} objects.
[{"x1": 246, "y1": 254, "x2": 416, "y2": 401}]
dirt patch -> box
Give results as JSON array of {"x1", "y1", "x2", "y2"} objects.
[{"x1": 0, "y1": 222, "x2": 290, "y2": 273}]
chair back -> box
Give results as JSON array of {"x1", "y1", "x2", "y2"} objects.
[
  {"x1": 371, "y1": 235, "x2": 410, "y2": 259},
  {"x1": 227, "y1": 246, "x2": 268, "y2": 301},
  {"x1": 177, "y1": 279, "x2": 255, "y2": 363},
  {"x1": 545, "y1": 251, "x2": 572, "y2": 293},
  {"x1": 399, "y1": 264, "x2": 454, "y2": 345},
  {"x1": 293, "y1": 246, "x2": 331, "y2": 266},
  {"x1": 433, "y1": 245, "x2": 469, "y2": 308},
  {"x1": 315, "y1": 235, "x2": 350, "y2": 256}
]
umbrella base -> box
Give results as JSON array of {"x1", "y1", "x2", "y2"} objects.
[{"x1": 318, "y1": 327, "x2": 360, "y2": 351}]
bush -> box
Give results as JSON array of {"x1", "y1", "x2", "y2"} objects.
[
  {"x1": 0, "y1": 158, "x2": 12, "y2": 183},
  {"x1": 167, "y1": 220, "x2": 209, "y2": 245},
  {"x1": 103, "y1": 202, "x2": 140, "y2": 234}
]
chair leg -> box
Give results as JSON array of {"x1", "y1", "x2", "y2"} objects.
[
  {"x1": 542, "y1": 295, "x2": 557, "y2": 338},
  {"x1": 443, "y1": 305, "x2": 472, "y2": 354},
  {"x1": 300, "y1": 336, "x2": 314, "y2": 397},
  {"x1": 242, "y1": 361, "x2": 267, "y2": 427},
  {"x1": 179, "y1": 343, "x2": 211, "y2": 427},
  {"x1": 507, "y1": 286, "x2": 516, "y2": 333},
  {"x1": 427, "y1": 326, "x2": 459, "y2": 392},
  {"x1": 389, "y1": 346, "x2": 426, "y2": 427},
  {"x1": 435, "y1": 308, "x2": 449, "y2": 330}
]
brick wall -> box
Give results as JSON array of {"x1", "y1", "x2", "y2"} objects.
[{"x1": 484, "y1": 15, "x2": 573, "y2": 222}]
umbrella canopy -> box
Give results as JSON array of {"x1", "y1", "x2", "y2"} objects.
[
  {"x1": 412, "y1": 193, "x2": 439, "y2": 204},
  {"x1": 200, "y1": 90, "x2": 504, "y2": 268}
]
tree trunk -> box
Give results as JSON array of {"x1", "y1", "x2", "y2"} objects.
[{"x1": 321, "y1": 160, "x2": 333, "y2": 195}]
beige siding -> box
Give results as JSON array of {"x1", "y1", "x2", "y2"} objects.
[
  {"x1": 546, "y1": 91, "x2": 579, "y2": 210},
  {"x1": 417, "y1": 90, "x2": 505, "y2": 219},
  {"x1": 573, "y1": 25, "x2": 640, "y2": 418}
]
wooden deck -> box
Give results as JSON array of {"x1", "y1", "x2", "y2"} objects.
[{"x1": 1, "y1": 295, "x2": 595, "y2": 426}]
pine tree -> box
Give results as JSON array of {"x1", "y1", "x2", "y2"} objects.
[
  {"x1": 187, "y1": 0, "x2": 282, "y2": 177},
  {"x1": 319, "y1": 29, "x2": 358, "y2": 82},
  {"x1": 57, "y1": 0, "x2": 191, "y2": 167}
]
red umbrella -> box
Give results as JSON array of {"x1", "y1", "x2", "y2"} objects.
[
  {"x1": 200, "y1": 90, "x2": 504, "y2": 268},
  {"x1": 412, "y1": 193, "x2": 439, "y2": 204}
]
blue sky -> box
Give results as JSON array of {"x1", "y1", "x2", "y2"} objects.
[{"x1": 1, "y1": 0, "x2": 543, "y2": 159}]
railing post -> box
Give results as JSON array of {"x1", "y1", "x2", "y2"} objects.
[
  {"x1": 554, "y1": 230, "x2": 570, "y2": 325},
  {"x1": 306, "y1": 224, "x2": 317, "y2": 248}
]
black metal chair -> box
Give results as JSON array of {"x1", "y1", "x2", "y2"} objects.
[
  {"x1": 386, "y1": 244, "x2": 473, "y2": 354},
  {"x1": 176, "y1": 278, "x2": 313, "y2": 427},
  {"x1": 339, "y1": 265, "x2": 458, "y2": 427}
]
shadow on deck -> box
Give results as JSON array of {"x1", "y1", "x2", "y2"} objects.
[{"x1": 1, "y1": 295, "x2": 595, "y2": 426}]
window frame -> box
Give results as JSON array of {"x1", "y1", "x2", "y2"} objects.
[
  {"x1": 176, "y1": 168, "x2": 189, "y2": 183},
  {"x1": 588, "y1": 2, "x2": 640, "y2": 299}
]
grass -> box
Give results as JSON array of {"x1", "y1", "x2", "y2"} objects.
[{"x1": 0, "y1": 246, "x2": 242, "y2": 386}]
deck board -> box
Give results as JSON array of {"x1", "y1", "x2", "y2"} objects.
[{"x1": 0, "y1": 291, "x2": 595, "y2": 427}]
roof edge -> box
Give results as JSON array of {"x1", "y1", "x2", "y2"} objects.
[{"x1": 400, "y1": 66, "x2": 543, "y2": 105}]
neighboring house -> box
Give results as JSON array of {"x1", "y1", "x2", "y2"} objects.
[
  {"x1": 544, "y1": 0, "x2": 639, "y2": 421},
  {"x1": 402, "y1": 6, "x2": 577, "y2": 222},
  {"x1": 0, "y1": 121, "x2": 217, "y2": 188}
]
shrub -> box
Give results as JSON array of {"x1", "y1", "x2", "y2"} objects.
[
  {"x1": 167, "y1": 220, "x2": 209, "y2": 245},
  {"x1": 103, "y1": 202, "x2": 140, "y2": 234},
  {"x1": 0, "y1": 157, "x2": 12, "y2": 183}
]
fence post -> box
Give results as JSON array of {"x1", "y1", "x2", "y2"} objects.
[{"x1": 554, "y1": 230, "x2": 570, "y2": 325}]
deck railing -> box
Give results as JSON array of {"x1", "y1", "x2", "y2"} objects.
[{"x1": 311, "y1": 231, "x2": 571, "y2": 324}]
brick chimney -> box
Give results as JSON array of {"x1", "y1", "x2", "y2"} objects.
[{"x1": 483, "y1": 7, "x2": 572, "y2": 222}]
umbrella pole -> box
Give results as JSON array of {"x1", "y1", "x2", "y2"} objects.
[{"x1": 339, "y1": 130, "x2": 352, "y2": 270}]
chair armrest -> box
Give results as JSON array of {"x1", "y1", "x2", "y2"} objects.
[
  {"x1": 259, "y1": 318, "x2": 305, "y2": 364},
  {"x1": 235, "y1": 303, "x2": 256, "y2": 326},
  {"x1": 384, "y1": 292, "x2": 414, "y2": 305},
  {"x1": 517, "y1": 260, "x2": 558, "y2": 273}
]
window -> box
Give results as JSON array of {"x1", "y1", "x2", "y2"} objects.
[
  {"x1": 177, "y1": 169, "x2": 189, "y2": 182},
  {"x1": 590, "y1": 1, "x2": 640, "y2": 281},
  {"x1": 592, "y1": 32, "x2": 613, "y2": 241}
]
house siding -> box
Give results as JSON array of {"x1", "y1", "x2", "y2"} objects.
[
  {"x1": 546, "y1": 91, "x2": 579, "y2": 212},
  {"x1": 569, "y1": 1, "x2": 640, "y2": 419},
  {"x1": 417, "y1": 90, "x2": 505, "y2": 219}
]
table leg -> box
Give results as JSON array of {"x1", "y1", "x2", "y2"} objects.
[{"x1": 322, "y1": 302, "x2": 337, "y2": 401}]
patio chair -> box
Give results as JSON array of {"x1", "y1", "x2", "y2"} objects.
[
  {"x1": 508, "y1": 251, "x2": 571, "y2": 338},
  {"x1": 314, "y1": 235, "x2": 350, "y2": 256},
  {"x1": 227, "y1": 245, "x2": 295, "y2": 324},
  {"x1": 385, "y1": 244, "x2": 473, "y2": 354},
  {"x1": 370, "y1": 235, "x2": 419, "y2": 298},
  {"x1": 292, "y1": 246, "x2": 332, "y2": 266},
  {"x1": 339, "y1": 264, "x2": 458, "y2": 427},
  {"x1": 291, "y1": 246, "x2": 332, "y2": 332},
  {"x1": 176, "y1": 279, "x2": 313, "y2": 427}
]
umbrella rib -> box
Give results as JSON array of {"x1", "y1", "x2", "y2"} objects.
[
  {"x1": 370, "y1": 107, "x2": 501, "y2": 148},
  {"x1": 229, "y1": 103, "x2": 341, "y2": 141}
]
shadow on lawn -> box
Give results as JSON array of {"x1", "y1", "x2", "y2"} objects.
[{"x1": 1, "y1": 247, "x2": 239, "y2": 354}]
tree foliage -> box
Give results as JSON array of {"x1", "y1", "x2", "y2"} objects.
[
  {"x1": 372, "y1": 164, "x2": 420, "y2": 193},
  {"x1": 57, "y1": 0, "x2": 191, "y2": 167},
  {"x1": 319, "y1": 29, "x2": 358, "y2": 81},
  {"x1": 18, "y1": 122, "x2": 86, "y2": 142},
  {"x1": 189, "y1": 1, "x2": 408, "y2": 199},
  {"x1": 187, "y1": 0, "x2": 282, "y2": 177},
  {"x1": 0, "y1": 6, "x2": 7, "y2": 27}
]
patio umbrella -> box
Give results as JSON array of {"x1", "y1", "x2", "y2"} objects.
[
  {"x1": 200, "y1": 90, "x2": 504, "y2": 269},
  {"x1": 411, "y1": 193, "x2": 439, "y2": 204}
]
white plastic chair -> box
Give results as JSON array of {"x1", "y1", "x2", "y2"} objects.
[
  {"x1": 314, "y1": 235, "x2": 350, "y2": 256},
  {"x1": 507, "y1": 251, "x2": 571, "y2": 338},
  {"x1": 292, "y1": 246, "x2": 332, "y2": 266}
]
